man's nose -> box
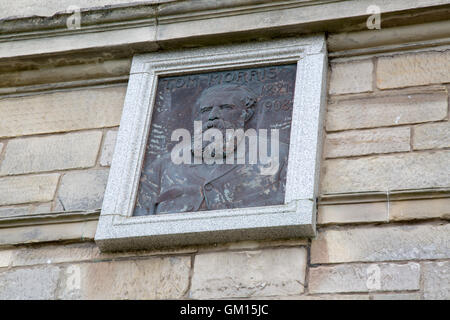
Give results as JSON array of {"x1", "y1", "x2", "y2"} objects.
[{"x1": 208, "y1": 106, "x2": 221, "y2": 121}]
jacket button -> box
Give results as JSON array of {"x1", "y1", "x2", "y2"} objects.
[{"x1": 204, "y1": 183, "x2": 212, "y2": 191}]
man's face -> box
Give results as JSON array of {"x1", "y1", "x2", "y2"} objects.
[{"x1": 198, "y1": 91, "x2": 247, "y2": 133}]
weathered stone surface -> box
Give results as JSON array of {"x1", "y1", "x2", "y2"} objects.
[
  {"x1": 371, "y1": 293, "x2": 421, "y2": 300},
  {"x1": 326, "y1": 91, "x2": 448, "y2": 131},
  {"x1": 377, "y1": 51, "x2": 450, "y2": 89},
  {"x1": 59, "y1": 256, "x2": 191, "y2": 299},
  {"x1": 0, "y1": 249, "x2": 13, "y2": 268},
  {"x1": 324, "y1": 127, "x2": 410, "y2": 158},
  {"x1": 0, "y1": 142, "x2": 3, "y2": 155},
  {"x1": 0, "y1": 203, "x2": 52, "y2": 218},
  {"x1": 311, "y1": 223, "x2": 450, "y2": 264},
  {"x1": 390, "y1": 198, "x2": 450, "y2": 221},
  {"x1": 0, "y1": 220, "x2": 98, "y2": 247},
  {"x1": 0, "y1": 266, "x2": 60, "y2": 299},
  {"x1": 251, "y1": 294, "x2": 370, "y2": 300},
  {"x1": 309, "y1": 263, "x2": 420, "y2": 294},
  {"x1": 55, "y1": 169, "x2": 109, "y2": 211},
  {"x1": 100, "y1": 129, "x2": 118, "y2": 167},
  {"x1": 190, "y1": 248, "x2": 307, "y2": 299},
  {"x1": 0, "y1": 174, "x2": 59, "y2": 206},
  {"x1": 0, "y1": 131, "x2": 102, "y2": 176},
  {"x1": 413, "y1": 122, "x2": 450, "y2": 150},
  {"x1": 318, "y1": 202, "x2": 388, "y2": 225},
  {"x1": 322, "y1": 151, "x2": 450, "y2": 194},
  {"x1": 422, "y1": 261, "x2": 450, "y2": 299},
  {"x1": 0, "y1": 86, "x2": 126, "y2": 139},
  {"x1": 329, "y1": 60, "x2": 373, "y2": 95}
]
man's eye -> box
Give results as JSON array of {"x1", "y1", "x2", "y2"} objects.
[
  {"x1": 220, "y1": 104, "x2": 233, "y2": 109},
  {"x1": 201, "y1": 106, "x2": 212, "y2": 113}
]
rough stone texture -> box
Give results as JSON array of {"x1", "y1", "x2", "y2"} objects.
[
  {"x1": 55, "y1": 169, "x2": 109, "y2": 211},
  {"x1": 0, "y1": 220, "x2": 98, "y2": 247},
  {"x1": 0, "y1": 131, "x2": 102, "y2": 176},
  {"x1": 413, "y1": 122, "x2": 450, "y2": 150},
  {"x1": 329, "y1": 60, "x2": 373, "y2": 95},
  {"x1": 422, "y1": 261, "x2": 450, "y2": 299},
  {"x1": 371, "y1": 293, "x2": 421, "y2": 300},
  {"x1": 0, "y1": 142, "x2": 3, "y2": 155},
  {"x1": 311, "y1": 223, "x2": 450, "y2": 264},
  {"x1": 190, "y1": 248, "x2": 307, "y2": 299},
  {"x1": 0, "y1": 174, "x2": 59, "y2": 206},
  {"x1": 59, "y1": 256, "x2": 191, "y2": 299},
  {"x1": 0, "y1": 266, "x2": 60, "y2": 299},
  {"x1": 390, "y1": 198, "x2": 450, "y2": 221},
  {"x1": 324, "y1": 127, "x2": 410, "y2": 158},
  {"x1": 100, "y1": 129, "x2": 118, "y2": 167},
  {"x1": 0, "y1": 202, "x2": 52, "y2": 218},
  {"x1": 377, "y1": 51, "x2": 450, "y2": 89},
  {"x1": 309, "y1": 263, "x2": 420, "y2": 294},
  {"x1": 318, "y1": 202, "x2": 388, "y2": 225},
  {"x1": 322, "y1": 150, "x2": 450, "y2": 194},
  {"x1": 0, "y1": 250, "x2": 13, "y2": 268},
  {"x1": 0, "y1": 86, "x2": 126, "y2": 138},
  {"x1": 326, "y1": 91, "x2": 448, "y2": 131}
]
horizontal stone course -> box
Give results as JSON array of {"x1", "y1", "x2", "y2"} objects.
[
  {"x1": 0, "y1": 131, "x2": 102, "y2": 176},
  {"x1": 318, "y1": 202, "x2": 388, "y2": 225},
  {"x1": 0, "y1": 173, "x2": 59, "y2": 206},
  {"x1": 0, "y1": 86, "x2": 126, "y2": 138},
  {"x1": 311, "y1": 223, "x2": 450, "y2": 264},
  {"x1": 326, "y1": 91, "x2": 448, "y2": 131},
  {"x1": 309, "y1": 262, "x2": 420, "y2": 294},
  {"x1": 324, "y1": 127, "x2": 410, "y2": 158},
  {"x1": 0, "y1": 202, "x2": 52, "y2": 218},
  {"x1": 322, "y1": 150, "x2": 450, "y2": 194},
  {"x1": 390, "y1": 198, "x2": 450, "y2": 221},
  {"x1": 59, "y1": 256, "x2": 191, "y2": 299},
  {"x1": 190, "y1": 248, "x2": 307, "y2": 299},
  {"x1": 413, "y1": 122, "x2": 450, "y2": 150},
  {"x1": 377, "y1": 50, "x2": 450, "y2": 89},
  {"x1": 329, "y1": 60, "x2": 373, "y2": 95}
]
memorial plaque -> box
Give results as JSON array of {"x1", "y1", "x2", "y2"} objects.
[
  {"x1": 95, "y1": 36, "x2": 327, "y2": 251},
  {"x1": 134, "y1": 65, "x2": 297, "y2": 216}
]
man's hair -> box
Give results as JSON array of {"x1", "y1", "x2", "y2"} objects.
[{"x1": 197, "y1": 84, "x2": 257, "y2": 110}]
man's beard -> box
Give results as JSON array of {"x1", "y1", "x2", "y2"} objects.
[{"x1": 190, "y1": 119, "x2": 243, "y2": 159}]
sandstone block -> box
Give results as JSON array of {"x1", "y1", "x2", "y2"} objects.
[
  {"x1": 100, "y1": 129, "x2": 118, "y2": 166},
  {"x1": 329, "y1": 60, "x2": 373, "y2": 95},
  {"x1": 0, "y1": 266, "x2": 60, "y2": 299},
  {"x1": 322, "y1": 151, "x2": 450, "y2": 194},
  {"x1": 59, "y1": 256, "x2": 191, "y2": 299},
  {"x1": 190, "y1": 248, "x2": 307, "y2": 299},
  {"x1": 309, "y1": 263, "x2": 420, "y2": 294},
  {"x1": 422, "y1": 261, "x2": 450, "y2": 300},
  {"x1": 413, "y1": 122, "x2": 450, "y2": 150},
  {"x1": 0, "y1": 203, "x2": 52, "y2": 218},
  {"x1": 326, "y1": 91, "x2": 448, "y2": 131},
  {"x1": 377, "y1": 51, "x2": 450, "y2": 89},
  {"x1": 390, "y1": 198, "x2": 450, "y2": 221},
  {"x1": 0, "y1": 86, "x2": 126, "y2": 138},
  {"x1": 318, "y1": 202, "x2": 388, "y2": 225},
  {"x1": 324, "y1": 127, "x2": 410, "y2": 158},
  {"x1": 55, "y1": 169, "x2": 109, "y2": 211},
  {"x1": 311, "y1": 223, "x2": 450, "y2": 264},
  {"x1": 0, "y1": 174, "x2": 59, "y2": 206},
  {"x1": 0, "y1": 131, "x2": 102, "y2": 176}
]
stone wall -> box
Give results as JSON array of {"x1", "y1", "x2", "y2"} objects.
[{"x1": 0, "y1": 0, "x2": 449, "y2": 300}]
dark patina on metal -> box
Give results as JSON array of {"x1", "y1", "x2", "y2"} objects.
[{"x1": 134, "y1": 64, "x2": 297, "y2": 216}]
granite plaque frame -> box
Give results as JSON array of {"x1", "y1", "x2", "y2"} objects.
[{"x1": 95, "y1": 35, "x2": 327, "y2": 251}]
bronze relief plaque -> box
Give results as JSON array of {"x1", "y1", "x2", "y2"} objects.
[{"x1": 134, "y1": 64, "x2": 297, "y2": 216}]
